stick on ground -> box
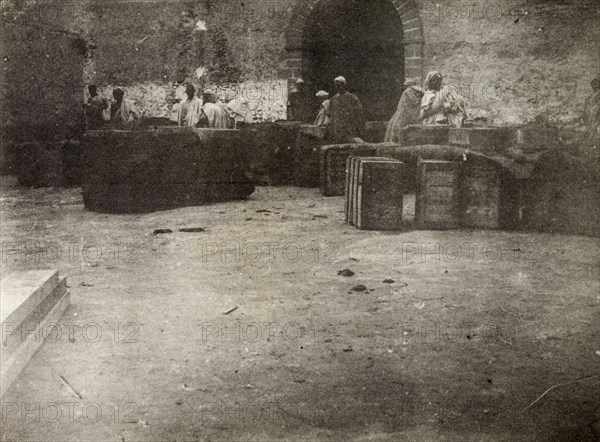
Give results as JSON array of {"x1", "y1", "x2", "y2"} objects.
[{"x1": 520, "y1": 375, "x2": 598, "y2": 412}]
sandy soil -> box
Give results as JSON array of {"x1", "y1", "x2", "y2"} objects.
[{"x1": 1, "y1": 176, "x2": 599, "y2": 442}]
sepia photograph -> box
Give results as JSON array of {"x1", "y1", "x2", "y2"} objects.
[{"x1": 0, "y1": 0, "x2": 599, "y2": 440}]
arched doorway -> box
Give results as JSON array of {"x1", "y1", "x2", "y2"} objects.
[
  {"x1": 302, "y1": 0, "x2": 404, "y2": 120},
  {"x1": 285, "y1": 0, "x2": 424, "y2": 122}
]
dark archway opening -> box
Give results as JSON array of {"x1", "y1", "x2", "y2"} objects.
[{"x1": 302, "y1": 0, "x2": 405, "y2": 121}]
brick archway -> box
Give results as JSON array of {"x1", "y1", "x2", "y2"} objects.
[{"x1": 284, "y1": 0, "x2": 424, "y2": 82}]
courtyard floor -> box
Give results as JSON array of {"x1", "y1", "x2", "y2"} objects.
[{"x1": 1, "y1": 177, "x2": 599, "y2": 442}]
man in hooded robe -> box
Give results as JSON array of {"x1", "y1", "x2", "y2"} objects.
[
  {"x1": 384, "y1": 78, "x2": 424, "y2": 143},
  {"x1": 328, "y1": 76, "x2": 365, "y2": 143},
  {"x1": 420, "y1": 71, "x2": 467, "y2": 128}
]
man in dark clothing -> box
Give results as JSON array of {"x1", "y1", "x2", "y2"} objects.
[
  {"x1": 328, "y1": 76, "x2": 365, "y2": 143},
  {"x1": 287, "y1": 78, "x2": 316, "y2": 123}
]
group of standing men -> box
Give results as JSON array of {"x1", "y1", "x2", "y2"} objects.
[
  {"x1": 84, "y1": 85, "x2": 140, "y2": 131},
  {"x1": 288, "y1": 76, "x2": 366, "y2": 144},
  {"x1": 286, "y1": 71, "x2": 468, "y2": 145}
]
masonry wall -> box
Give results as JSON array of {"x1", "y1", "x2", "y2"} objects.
[
  {"x1": 419, "y1": 0, "x2": 600, "y2": 124},
  {"x1": 2, "y1": 0, "x2": 599, "y2": 138}
]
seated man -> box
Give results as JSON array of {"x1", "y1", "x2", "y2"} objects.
[
  {"x1": 314, "y1": 90, "x2": 331, "y2": 128},
  {"x1": 328, "y1": 76, "x2": 365, "y2": 143},
  {"x1": 420, "y1": 71, "x2": 467, "y2": 128},
  {"x1": 177, "y1": 84, "x2": 203, "y2": 127},
  {"x1": 200, "y1": 92, "x2": 232, "y2": 129},
  {"x1": 110, "y1": 88, "x2": 140, "y2": 130}
]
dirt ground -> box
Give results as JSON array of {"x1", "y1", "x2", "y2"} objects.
[{"x1": 1, "y1": 176, "x2": 599, "y2": 442}]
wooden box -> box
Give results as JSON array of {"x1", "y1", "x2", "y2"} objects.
[
  {"x1": 449, "y1": 126, "x2": 517, "y2": 156},
  {"x1": 345, "y1": 156, "x2": 404, "y2": 230},
  {"x1": 294, "y1": 125, "x2": 327, "y2": 187},
  {"x1": 460, "y1": 161, "x2": 501, "y2": 229},
  {"x1": 403, "y1": 124, "x2": 450, "y2": 146},
  {"x1": 321, "y1": 144, "x2": 378, "y2": 196},
  {"x1": 415, "y1": 160, "x2": 461, "y2": 230}
]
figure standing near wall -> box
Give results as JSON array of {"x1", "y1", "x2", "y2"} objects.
[
  {"x1": 328, "y1": 76, "x2": 365, "y2": 143},
  {"x1": 384, "y1": 78, "x2": 424, "y2": 143},
  {"x1": 177, "y1": 84, "x2": 203, "y2": 127},
  {"x1": 110, "y1": 88, "x2": 140, "y2": 130},
  {"x1": 85, "y1": 85, "x2": 108, "y2": 131},
  {"x1": 420, "y1": 71, "x2": 467, "y2": 128},
  {"x1": 583, "y1": 77, "x2": 600, "y2": 143},
  {"x1": 287, "y1": 78, "x2": 316, "y2": 123},
  {"x1": 314, "y1": 90, "x2": 330, "y2": 128}
]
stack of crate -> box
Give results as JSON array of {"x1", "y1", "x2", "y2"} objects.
[
  {"x1": 1, "y1": 271, "x2": 70, "y2": 397},
  {"x1": 344, "y1": 156, "x2": 405, "y2": 230}
]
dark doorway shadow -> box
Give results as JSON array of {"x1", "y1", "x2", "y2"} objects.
[{"x1": 302, "y1": 0, "x2": 405, "y2": 121}]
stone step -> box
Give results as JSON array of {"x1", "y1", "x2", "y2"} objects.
[{"x1": 1, "y1": 270, "x2": 70, "y2": 397}]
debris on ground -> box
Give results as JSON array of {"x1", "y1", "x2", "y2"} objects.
[
  {"x1": 337, "y1": 269, "x2": 355, "y2": 277},
  {"x1": 223, "y1": 305, "x2": 239, "y2": 315},
  {"x1": 256, "y1": 209, "x2": 271, "y2": 213},
  {"x1": 351, "y1": 285, "x2": 367, "y2": 292},
  {"x1": 153, "y1": 229, "x2": 173, "y2": 235},
  {"x1": 312, "y1": 214, "x2": 328, "y2": 219},
  {"x1": 383, "y1": 279, "x2": 395, "y2": 284},
  {"x1": 342, "y1": 346, "x2": 353, "y2": 352},
  {"x1": 179, "y1": 227, "x2": 205, "y2": 233},
  {"x1": 349, "y1": 257, "x2": 359, "y2": 262},
  {"x1": 79, "y1": 282, "x2": 93, "y2": 287},
  {"x1": 245, "y1": 384, "x2": 254, "y2": 389}
]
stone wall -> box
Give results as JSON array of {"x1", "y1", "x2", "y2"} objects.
[
  {"x1": 419, "y1": 0, "x2": 600, "y2": 125},
  {"x1": 2, "y1": 0, "x2": 599, "y2": 138}
]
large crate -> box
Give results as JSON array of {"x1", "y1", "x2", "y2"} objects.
[
  {"x1": 240, "y1": 121, "x2": 303, "y2": 186},
  {"x1": 320, "y1": 143, "x2": 380, "y2": 196},
  {"x1": 415, "y1": 160, "x2": 461, "y2": 230},
  {"x1": 459, "y1": 160, "x2": 502, "y2": 229},
  {"x1": 81, "y1": 128, "x2": 255, "y2": 213},
  {"x1": 294, "y1": 125, "x2": 327, "y2": 187},
  {"x1": 521, "y1": 150, "x2": 600, "y2": 237},
  {"x1": 449, "y1": 125, "x2": 519, "y2": 156},
  {"x1": 403, "y1": 125, "x2": 450, "y2": 146},
  {"x1": 364, "y1": 121, "x2": 388, "y2": 143},
  {"x1": 375, "y1": 144, "x2": 467, "y2": 192},
  {"x1": 345, "y1": 156, "x2": 404, "y2": 230}
]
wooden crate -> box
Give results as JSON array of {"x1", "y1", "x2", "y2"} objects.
[
  {"x1": 415, "y1": 160, "x2": 461, "y2": 230},
  {"x1": 321, "y1": 144, "x2": 378, "y2": 196},
  {"x1": 403, "y1": 124, "x2": 450, "y2": 146},
  {"x1": 294, "y1": 125, "x2": 326, "y2": 187},
  {"x1": 82, "y1": 128, "x2": 255, "y2": 213},
  {"x1": 460, "y1": 161, "x2": 501, "y2": 229},
  {"x1": 449, "y1": 126, "x2": 517, "y2": 156},
  {"x1": 355, "y1": 159, "x2": 405, "y2": 230},
  {"x1": 345, "y1": 156, "x2": 403, "y2": 230}
]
